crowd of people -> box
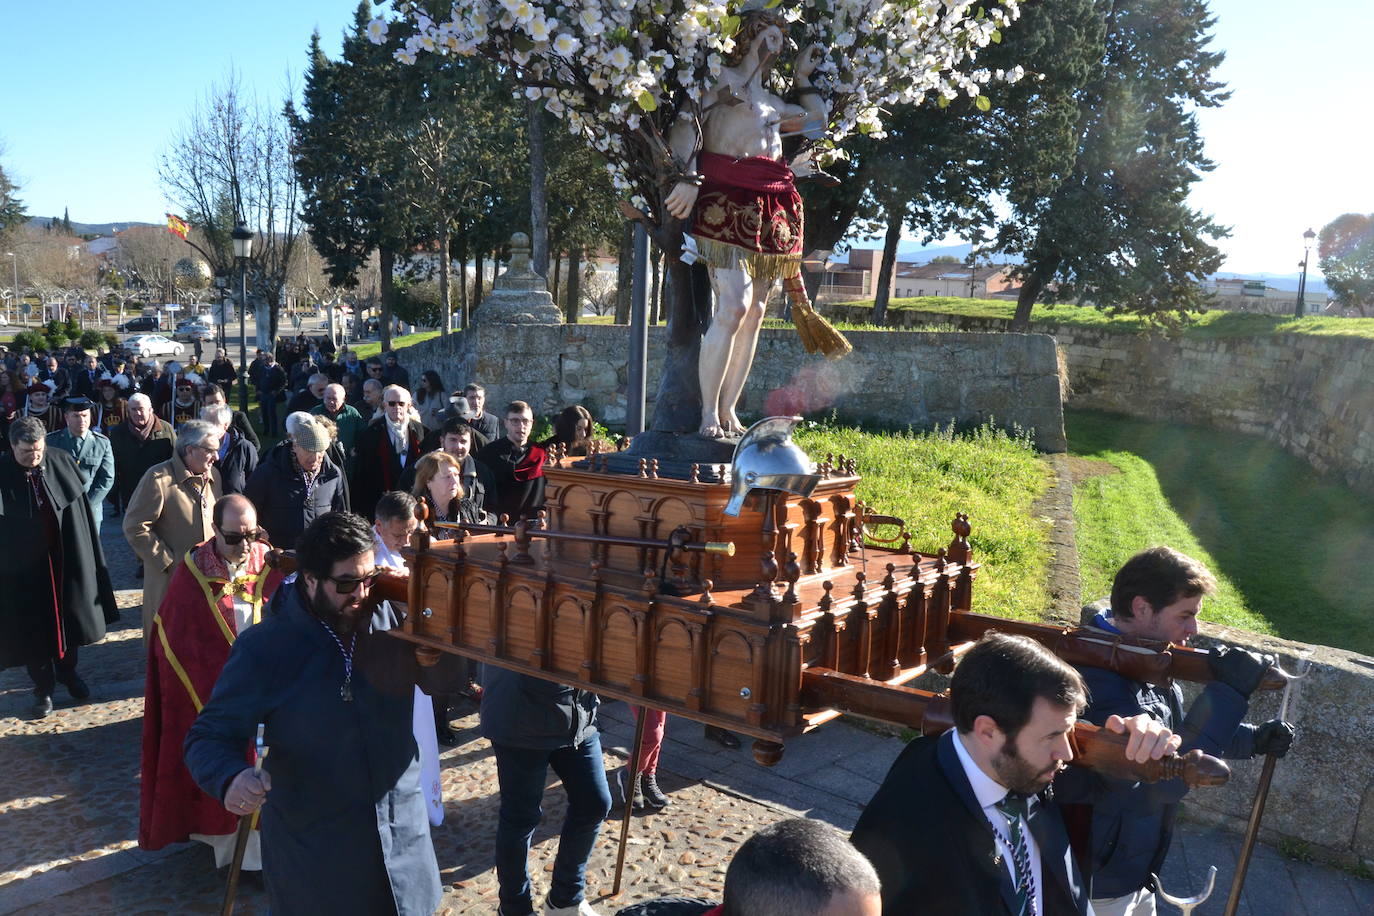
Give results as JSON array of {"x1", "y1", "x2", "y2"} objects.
[{"x1": 0, "y1": 334, "x2": 1297, "y2": 916}]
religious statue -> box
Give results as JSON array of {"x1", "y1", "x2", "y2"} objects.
[{"x1": 664, "y1": 4, "x2": 849, "y2": 440}]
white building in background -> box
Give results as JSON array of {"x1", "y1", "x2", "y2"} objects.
[{"x1": 1203, "y1": 277, "x2": 1329, "y2": 315}]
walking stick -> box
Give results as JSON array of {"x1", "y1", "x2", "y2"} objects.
[
  {"x1": 1153, "y1": 866, "x2": 1216, "y2": 915},
  {"x1": 221, "y1": 723, "x2": 268, "y2": 916},
  {"x1": 611, "y1": 707, "x2": 649, "y2": 896},
  {"x1": 1221, "y1": 654, "x2": 1311, "y2": 916}
]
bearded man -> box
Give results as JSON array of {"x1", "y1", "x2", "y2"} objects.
[
  {"x1": 0, "y1": 417, "x2": 118, "y2": 717},
  {"x1": 139, "y1": 494, "x2": 283, "y2": 869},
  {"x1": 851, "y1": 634, "x2": 1180, "y2": 916},
  {"x1": 352, "y1": 384, "x2": 423, "y2": 519},
  {"x1": 185, "y1": 511, "x2": 460, "y2": 916}
]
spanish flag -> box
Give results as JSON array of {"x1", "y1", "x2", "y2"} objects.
[{"x1": 166, "y1": 213, "x2": 190, "y2": 240}]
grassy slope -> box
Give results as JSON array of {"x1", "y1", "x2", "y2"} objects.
[
  {"x1": 796, "y1": 421, "x2": 1052, "y2": 620},
  {"x1": 833, "y1": 296, "x2": 1374, "y2": 340},
  {"x1": 1068, "y1": 409, "x2": 1374, "y2": 655},
  {"x1": 351, "y1": 330, "x2": 442, "y2": 360}
]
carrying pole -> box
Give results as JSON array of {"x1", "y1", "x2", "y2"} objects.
[{"x1": 611, "y1": 707, "x2": 650, "y2": 895}]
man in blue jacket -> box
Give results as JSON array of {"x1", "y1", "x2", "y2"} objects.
[
  {"x1": 480, "y1": 665, "x2": 612, "y2": 916},
  {"x1": 1056, "y1": 546, "x2": 1295, "y2": 916}
]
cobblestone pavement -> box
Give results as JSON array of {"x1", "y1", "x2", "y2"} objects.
[{"x1": 1, "y1": 518, "x2": 1370, "y2": 915}]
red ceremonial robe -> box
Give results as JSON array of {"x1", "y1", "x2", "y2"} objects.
[{"x1": 138, "y1": 539, "x2": 283, "y2": 850}]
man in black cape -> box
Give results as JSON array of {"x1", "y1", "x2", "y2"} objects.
[
  {"x1": 476, "y1": 400, "x2": 546, "y2": 524},
  {"x1": 0, "y1": 416, "x2": 119, "y2": 717}
]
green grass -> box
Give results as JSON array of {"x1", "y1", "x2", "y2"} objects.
[
  {"x1": 833, "y1": 296, "x2": 1374, "y2": 340},
  {"x1": 795, "y1": 419, "x2": 1052, "y2": 621},
  {"x1": 1067, "y1": 408, "x2": 1374, "y2": 655},
  {"x1": 352, "y1": 330, "x2": 442, "y2": 360}
]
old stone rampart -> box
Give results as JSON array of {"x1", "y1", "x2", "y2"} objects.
[
  {"x1": 394, "y1": 323, "x2": 1067, "y2": 451},
  {"x1": 824, "y1": 305, "x2": 1374, "y2": 499}
]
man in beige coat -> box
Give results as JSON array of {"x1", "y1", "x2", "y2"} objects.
[{"x1": 123, "y1": 419, "x2": 224, "y2": 638}]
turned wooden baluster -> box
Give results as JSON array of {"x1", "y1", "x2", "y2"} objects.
[
  {"x1": 929, "y1": 549, "x2": 955, "y2": 673},
  {"x1": 690, "y1": 462, "x2": 700, "y2": 484},
  {"x1": 879, "y1": 563, "x2": 902, "y2": 679},
  {"x1": 817, "y1": 580, "x2": 839, "y2": 670},
  {"x1": 782, "y1": 551, "x2": 801, "y2": 606},
  {"x1": 752, "y1": 491, "x2": 780, "y2": 603},
  {"x1": 852, "y1": 572, "x2": 873, "y2": 678},
  {"x1": 511, "y1": 515, "x2": 534, "y2": 565}
]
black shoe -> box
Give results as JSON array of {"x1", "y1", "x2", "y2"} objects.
[
  {"x1": 630, "y1": 773, "x2": 649, "y2": 813},
  {"x1": 436, "y1": 725, "x2": 459, "y2": 747},
  {"x1": 62, "y1": 675, "x2": 90, "y2": 701},
  {"x1": 704, "y1": 725, "x2": 740, "y2": 749},
  {"x1": 641, "y1": 773, "x2": 670, "y2": 808},
  {"x1": 33, "y1": 694, "x2": 53, "y2": 718}
]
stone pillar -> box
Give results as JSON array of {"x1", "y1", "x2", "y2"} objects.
[{"x1": 473, "y1": 232, "x2": 563, "y2": 325}]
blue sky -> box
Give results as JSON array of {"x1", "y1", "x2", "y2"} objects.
[{"x1": 1, "y1": 0, "x2": 1369, "y2": 275}]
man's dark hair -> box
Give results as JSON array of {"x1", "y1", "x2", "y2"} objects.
[
  {"x1": 296, "y1": 512, "x2": 375, "y2": 581},
  {"x1": 1110, "y1": 546, "x2": 1217, "y2": 619},
  {"x1": 375, "y1": 490, "x2": 419, "y2": 525},
  {"x1": 8, "y1": 416, "x2": 45, "y2": 446},
  {"x1": 721, "y1": 818, "x2": 880, "y2": 916},
  {"x1": 441, "y1": 417, "x2": 472, "y2": 440},
  {"x1": 201, "y1": 382, "x2": 225, "y2": 401},
  {"x1": 505, "y1": 400, "x2": 531, "y2": 417},
  {"x1": 950, "y1": 633, "x2": 1087, "y2": 740},
  {"x1": 464, "y1": 382, "x2": 485, "y2": 395}
]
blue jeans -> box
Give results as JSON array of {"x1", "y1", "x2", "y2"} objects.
[{"x1": 492, "y1": 734, "x2": 612, "y2": 915}]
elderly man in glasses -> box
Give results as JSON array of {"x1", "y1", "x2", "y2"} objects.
[
  {"x1": 139, "y1": 493, "x2": 283, "y2": 871},
  {"x1": 186, "y1": 511, "x2": 461, "y2": 916},
  {"x1": 352, "y1": 384, "x2": 424, "y2": 519}
]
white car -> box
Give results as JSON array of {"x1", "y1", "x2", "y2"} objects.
[{"x1": 126, "y1": 334, "x2": 185, "y2": 359}]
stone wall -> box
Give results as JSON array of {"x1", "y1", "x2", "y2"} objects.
[
  {"x1": 394, "y1": 323, "x2": 1067, "y2": 451},
  {"x1": 823, "y1": 305, "x2": 1374, "y2": 498}
]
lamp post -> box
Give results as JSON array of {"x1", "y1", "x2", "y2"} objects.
[
  {"x1": 5, "y1": 251, "x2": 16, "y2": 325},
  {"x1": 1295, "y1": 227, "x2": 1316, "y2": 318},
  {"x1": 232, "y1": 223, "x2": 253, "y2": 414}
]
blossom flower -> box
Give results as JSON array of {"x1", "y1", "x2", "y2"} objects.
[{"x1": 366, "y1": 17, "x2": 389, "y2": 43}]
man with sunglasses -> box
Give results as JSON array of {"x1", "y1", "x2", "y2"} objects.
[
  {"x1": 352, "y1": 384, "x2": 424, "y2": 519},
  {"x1": 140, "y1": 494, "x2": 283, "y2": 871},
  {"x1": 186, "y1": 512, "x2": 459, "y2": 916}
]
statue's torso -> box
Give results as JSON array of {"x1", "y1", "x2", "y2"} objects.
[{"x1": 701, "y1": 82, "x2": 787, "y2": 160}]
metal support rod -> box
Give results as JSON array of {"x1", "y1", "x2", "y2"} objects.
[
  {"x1": 626, "y1": 223, "x2": 650, "y2": 436},
  {"x1": 612, "y1": 706, "x2": 649, "y2": 895},
  {"x1": 237, "y1": 260, "x2": 249, "y2": 415}
]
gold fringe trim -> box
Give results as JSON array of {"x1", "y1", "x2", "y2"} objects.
[{"x1": 691, "y1": 236, "x2": 797, "y2": 282}]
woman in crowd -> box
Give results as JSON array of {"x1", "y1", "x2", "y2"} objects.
[
  {"x1": 414, "y1": 369, "x2": 448, "y2": 431},
  {"x1": 541, "y1": 404, "x2": 595, "y2": 457},
  {"x1": 94, "y1": 378, "x2": 126, "y2": 434},
  {"x1": 0, "y1": 368, "x2": 20, "y2": 423},
  {"x1": 411, "y1": 451, "x2": 488, "y2": 532}
]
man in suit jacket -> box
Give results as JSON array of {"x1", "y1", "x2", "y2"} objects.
[
  {"x1": 351, "y1": 384, "x2": 423, "y2": 519},
  {"x1": 851, "y1": 633, "x2": 1179, "y2": 916}
]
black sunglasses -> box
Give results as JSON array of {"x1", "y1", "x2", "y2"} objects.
[
  {"x1": 328, "y1": 571, "x2": 382, "y2": 595},
  {"x1": 218, "y1": 528, "x2": 264, "y2": 545}
]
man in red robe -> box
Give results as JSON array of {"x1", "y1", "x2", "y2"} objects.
[{"x1": 139, "y1": 493, "x2": 283, "y2": 868}]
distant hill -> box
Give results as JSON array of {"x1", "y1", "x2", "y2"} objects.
[{"x1": 25, "y1": 216, "x2": 158, "y2": 236}]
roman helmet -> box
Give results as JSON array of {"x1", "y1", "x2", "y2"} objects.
[{"x1": 724, "y1": 416, "x2": 821, "y2": 517}]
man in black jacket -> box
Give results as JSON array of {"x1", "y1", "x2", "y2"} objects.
[
  {"x1": 244, "y1": 412, "x2": 347, "y2": 549},
  {"x1": 476, "y1": 400, "x2": 546, "y2": 523},
  {"x1": 255, "y1": 352, "x2": 287, "y2": 437},
  {"x1": 851, "y1": 633, "x2": 1179, "y2": 916},
  {"x1": 206, "y1": 348, "x2": 237, "y2": 398},
  {"x1": 480, "y1": 664, "x2": 612, "y2": 916},
  {"x1": 0, "y1": 417, "x2": 119, "y2": 717}
]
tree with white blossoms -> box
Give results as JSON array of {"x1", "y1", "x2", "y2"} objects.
[{"x1": 371, "y1": 0, "x2": 1023, "y2": 435}]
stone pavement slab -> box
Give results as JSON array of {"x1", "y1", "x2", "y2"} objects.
[{"x1": 1, "y1": 520, "x2": 1369, "y2": 914}]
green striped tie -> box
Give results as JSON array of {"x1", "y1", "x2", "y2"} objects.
[{"x1": 996, "y1": 793, "x2": 1035, "y2": 916}]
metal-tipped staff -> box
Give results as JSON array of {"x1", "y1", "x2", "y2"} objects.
[
  {"x1": 1222, "y1": 651, "x2": 1312, "y2": 916},
  {"x1": 1153, "y1": 865, "x2": 1216, "y2": 915},
  {"x1": 222, "y1": 723, "x2": 268, "y2": 916},
  {"x1": 611, "y1": 708, "x2": 650, "y2": 896}
]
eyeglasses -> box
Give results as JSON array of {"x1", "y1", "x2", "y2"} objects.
[
  {"x1": 385, "y1": 400, "x2": 408, "y2": 407},
  {"x1": 218, "y1": 528, "x2": 263, "y2": 546},
  {"x1": 328, "y1": 570, "x2": 382, "y2": 594}
]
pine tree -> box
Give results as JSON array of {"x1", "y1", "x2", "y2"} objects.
[
  {"x1": 1001, "y1": 0, "x2": 1229, "y2": 330},
  {"x1": 0, "y1": 163, "x2": 23, "y2": 232},
  {"x1": 62, "y1": 206, "x2": 73, "y2": 235}
]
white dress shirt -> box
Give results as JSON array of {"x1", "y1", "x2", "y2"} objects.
[{"x1": 952, "y1": 730, "x2": 1045, "y2": 916}]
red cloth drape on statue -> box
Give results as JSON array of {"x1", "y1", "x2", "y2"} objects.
[
  {"x1": 138, "y1": 540, "x2": 282, "y2": 850},
  {"x1": 691, "y1": 151, "x2": 804, "y2": 259}
]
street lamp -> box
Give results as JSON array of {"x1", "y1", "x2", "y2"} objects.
[
  {"x1": 5, "y1": 252, "x2": 16, "y2": 325},
  {"x1": 1295, "y1": 227, "x2": 1316, "y2": 318},
  {"x1": 232, "y1": 223, "x2": 254, "y2": 414}
]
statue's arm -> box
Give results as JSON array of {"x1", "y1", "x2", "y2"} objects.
[
  {"x1": 664, "y1": 110, "x2": 704, "y2": 220},
  {"x1": 781, "y1": 44, "x2": 828, "y2": 139}
]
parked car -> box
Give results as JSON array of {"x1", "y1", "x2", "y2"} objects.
[
  {"x1": 118, "y1": 315, "x2": 162, "y2": 333},
  {"x1": 125, "y1": 334, "x2": 184, "y2": 359},
  {"x1": 174, "y1": 321, "x2": 215, "y2": 342}
]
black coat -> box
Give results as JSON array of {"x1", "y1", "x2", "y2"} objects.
[
  {"x1": 0, "y1": 449, "x2": 118, "y2": 668},
  {"x1": 229, "y1": 410, "x2": 260, "y2": 449},
  {"x1": 850, "y1": 731, "x2": 1092, "y2": 916},
  {"x1": 351, "y1": 419, "x2": 424, "y2": 519},
  {"x1": 206, "y1": 357, "x2": 237, "y2": 390},
  {"x1": 216, "y1": 428, "x2": 259, "y2": 496},
  {"x1": 243, "y1": 442, "x2": 348, "y2": 550},
  {"x1": 108, "y1": 418, "x2": 175, "y2": 507},
  {"x1": 476, "y1": 437, "x2": 547, "y2": 523}
]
